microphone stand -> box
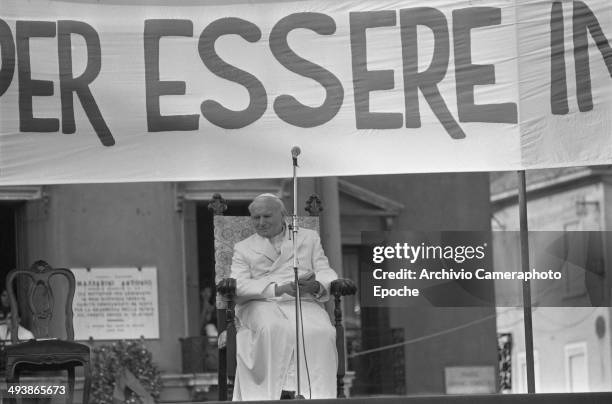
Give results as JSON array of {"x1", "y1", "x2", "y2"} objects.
[{"x1": 290, "y1": 149, "x2": 305, "y2": 400}]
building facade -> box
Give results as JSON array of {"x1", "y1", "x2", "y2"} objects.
[
  {"x1": 0, "y1": 172, "x2": 497, "y2": 400},
  {"x1": 491, "y1": 167, "x2": 612, "y2": 393}
]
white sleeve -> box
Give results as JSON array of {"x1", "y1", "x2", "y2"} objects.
[{"x1": 230, "y1": 244, "x2": 276, "y2": 300}]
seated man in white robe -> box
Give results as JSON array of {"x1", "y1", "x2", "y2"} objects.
[{"x1": 230, "y1": 193, "x2": 338, "y2": 401}]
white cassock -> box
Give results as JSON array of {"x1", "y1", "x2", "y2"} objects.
[{"x1": 230, "y1": 227, "x2": 338, "y2": 401}]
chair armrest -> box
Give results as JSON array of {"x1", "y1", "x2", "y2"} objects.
[
  {"x1": 217, "y1": 278, "x2": 236, "y2": 296},
  {"x1": 330, "y1": 278, "x2": 357, "y2": 297}
]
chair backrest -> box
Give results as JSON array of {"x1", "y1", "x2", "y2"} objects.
[
  {"x1": 6, "y1": 260, "x2": 76, "y2": 344},
  {"x1": 213, "y1": 215, "x2": 320, "y2": 286}
]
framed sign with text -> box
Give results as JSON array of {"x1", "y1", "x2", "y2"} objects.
[{"x1": 72, "y1": 267, "x2": 160, "y2": 340}]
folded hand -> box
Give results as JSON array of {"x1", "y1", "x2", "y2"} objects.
[
  {"x1": 275, "y1": 282, "x2": 296, "y2": 297},
  {"x1": 298, "y1": 273, "x2": 320, "y2": 295}
]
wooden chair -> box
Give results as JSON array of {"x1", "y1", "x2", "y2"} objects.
[
  {"x1": 210, "y1": 193, "x2": 357, "y2": 400},
  {"x1": 3, "y1": 260, "x2": 91, "y2": 404}
]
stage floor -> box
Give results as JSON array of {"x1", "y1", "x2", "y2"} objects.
[{"x1": 161, "y1": 392, "x2": 612, "y2": 404}]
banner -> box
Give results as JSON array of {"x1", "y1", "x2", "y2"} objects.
[{"x1": 0, "y1": 0, "x2": 610, "y2": 184}]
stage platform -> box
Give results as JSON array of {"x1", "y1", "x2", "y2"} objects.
[{"x1": 161, "y1": 392, "x2": 612, "y2": 404}]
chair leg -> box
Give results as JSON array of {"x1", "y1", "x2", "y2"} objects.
[
  {"x1": 82, "y1": 361, "x2": 91, "y2": 404},
  {"x1": 67, "y1": 366, "x2": 75, "y2": 404},
  {"x1": 6, "y1": 363, "x2": 17, "y2": 382},
  {"x1": 6, "y1": 363, "x2": 19, "y2": 404}
]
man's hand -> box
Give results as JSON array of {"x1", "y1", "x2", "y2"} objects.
[
  {"x1": 297, "y1": 272, "x2": 320, "y2": 295},
  {"x1": 275, "y1": 282, "x2": 296, "y2": 297}
]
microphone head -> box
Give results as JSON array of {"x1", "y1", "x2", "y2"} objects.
[{"x1": 291, "y1": 146, "x2": 301, "y2": 158}]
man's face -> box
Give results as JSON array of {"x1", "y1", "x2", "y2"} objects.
[{"x1": 250, "y1": 199, "x2": 284, "y2": 238}]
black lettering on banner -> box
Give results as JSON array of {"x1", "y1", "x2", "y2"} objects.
[
  {"x1": 58, "y1": 20, "x2": 114, "y2": 146},
  {"x1": 550, "y1": 1, "x2": 569, "y2": 115},
  {"x1": 17, "y1": 21, "x2": 59, "y2": 132},
  {"x1": 350, "y1": 11, "x2": 402, "y2": 129},
  {"x1": 144, "y1": 19, "x2": 199, "y2": 132},
  {"x1": 400, "y1": 8, "x2": 464, "y2": 139},
  {"x1": 199, "y1": 17, "x2": 267, "y2": 129},
  {"x1": 572, "y1": 1, "x2": 612, "y2": 112},
  {"x1": 0, "y1": 19, "x2": 15, "y2": 97},
  {"x1": 453, "y1": 7, "x2": 517, "y2": 124},
  {"x1": 270, "y1": 12, "x2": 343, "y2": 128}
]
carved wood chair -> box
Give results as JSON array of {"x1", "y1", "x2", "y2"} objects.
[
  {"x1": 209, "y1": 193, "x2": 357, "y2": 400},
  {"x1": 3, "y1": 260, "x2": 91, "y2": 404}
]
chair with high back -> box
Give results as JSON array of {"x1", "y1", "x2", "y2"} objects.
[
  {"x1": 3, "y1": 260, "x2": 91, "y2": 404},
  {"x1": 210, "y1": 193, "x2": 357, "y2": 400}
]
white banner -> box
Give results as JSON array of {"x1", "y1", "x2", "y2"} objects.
[{"x1": 0, "y1": 0, "x2": 610, "y2": 184}]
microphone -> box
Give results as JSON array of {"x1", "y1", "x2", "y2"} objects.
[{"x1": 291, "y1": 146, "x2": 301, "y2": 167}]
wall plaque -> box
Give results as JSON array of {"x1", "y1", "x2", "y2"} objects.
[{"x1": 72, "y1": 267, "x2": 159, "y2": 340}]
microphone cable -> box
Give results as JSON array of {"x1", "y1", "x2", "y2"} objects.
[
  {"x1": 297, "y1": 286, "x2": 312, "y2": 399},
  {"x1": 294, "y1": 256, "x2": 312, "y2": 399}
]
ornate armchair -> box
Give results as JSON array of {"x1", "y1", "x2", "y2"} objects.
[
  {"x1": 3, "y1": 260, "x2": 91, "y2": 404},
  {"x1": 210, "y1": 193, "x2": 357, "y2": 400}
]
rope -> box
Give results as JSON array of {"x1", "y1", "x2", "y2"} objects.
[{"x1": 348, "y1": 312, "x2": 497, "y2": 358}]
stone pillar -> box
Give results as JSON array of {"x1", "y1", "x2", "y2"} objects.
[{"x1": 315, "y1": 177, "x2": 343, "y2": 276}]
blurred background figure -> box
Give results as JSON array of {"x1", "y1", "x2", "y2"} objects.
[
  {"x1": 0, "y1": 289, "x2": 11, "y2": 322},
  {"x1": 0, "y1": 312, "x2": 34, "y2": 342},
  {"x1": 0, "y1": 289, "x2": 34, "y2": 342},
  {"x1": 199, "y1": 286, "x2": 218, "y2": 342}
]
